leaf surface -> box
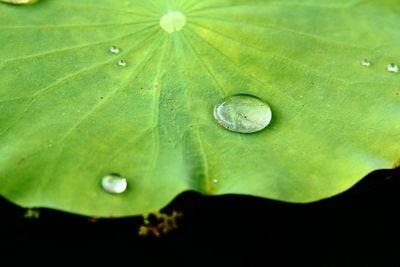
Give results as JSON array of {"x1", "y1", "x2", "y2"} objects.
[{"x1": 0, "y1": 0, "x2": 399, "y2": 216}]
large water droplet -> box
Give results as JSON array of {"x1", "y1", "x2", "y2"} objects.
[
  {"x1": 160, "y1": 11, "x2": 186, "y2": 33},
  {"x1": 213, "y1": 94, "x2": 272, "y2": 134},
  {"x1": 387, "y1": 63, "x2": 399, "y2": 73},
  {"x1": 101, "y1": 174, "x2": 127, "y2": 194},
  {"x1": 110, "y1": 46, "x2": 120, "y2": 54},
  {"x1": 1, "y1": 0, "x2": 38, "y2": 4}
]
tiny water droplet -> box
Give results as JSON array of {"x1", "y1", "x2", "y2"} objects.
[
  {"x1": 101, "y1": 174, "x2": 127, "y2": 194},
  {"x1": 118, "y1": 60, "x2": 127, "y2": 67},
  {"x1": 361, "y1": 59, "x2": 370, "y2": 67},
  {"x1": 212, "y1": 179, "x2": 219, "y2": 184},
  {"x1": 109, "y1": 46, "x2": 120, "y2": 54},
  {"x1": 213, "y1": 94, "x2": 272, "y2": 134},
  {"x1": 160, "y1": 11, "x2": 186, "y2": 33},
  {"x1": 387, "y1": 63, "x2": 399, "y2": 73},
  {"x1": 1, "y1": 0, "x2": 38, "y2": 4}
]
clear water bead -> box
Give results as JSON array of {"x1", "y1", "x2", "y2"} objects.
[
  {"x1": 160, "y1": 11, "x2": 186, "y2": 33},
  {"x1": 101, "y1": 174, "x2": 127, "y2": 194},
  {"x1": 118, "y1": 60, "x2": 127, "y2": 67},
  {"x1": 387, "y1": 63, "x2": 399, "y2": 73},
  {"x1": 110, "y1": 46, "x2": 120, "y2": 54},
  {"x1": 361, "y1": 59, "x2": 370, "y2": 67},
  {"x1": 213, "y1": 94, "x2": 272, "y2": 134}
]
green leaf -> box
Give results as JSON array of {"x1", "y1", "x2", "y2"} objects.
[{"x1": 0, "y1": 0, "x2": 399, "y2": 217}]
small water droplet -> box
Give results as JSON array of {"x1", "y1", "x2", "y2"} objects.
[
  {"x1": 213, "y1": 94, "x2": 272, "y2": 134},
  {"x1": 101, "y1": 174, "x2": 127, "y2": 194},
  {"x1": 160, "y1": 11, "x2": 186, "y2": 33},
  {"x1": 118, "y1": 60, "x2": 127, "y2": 67},
  {"x1": 212, "y1": 179, "x2": 219, "y2": 184},
  {"x1": 361, "y1": 59, "x2": 370, "y2": 67},
  {"x1": 109, "y1": 46, "x2": 120, "y2": 54},
  {"x1": 387, "y1": 63, "x2": 399, "y2": 73}
]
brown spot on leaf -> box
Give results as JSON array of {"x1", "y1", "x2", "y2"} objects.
[
  {"x1": 16, "y1": 157, "x2": 25, "y2": 167},
  {"x1": 88, "y1": 217, "x2": 99, "y2": 223}
]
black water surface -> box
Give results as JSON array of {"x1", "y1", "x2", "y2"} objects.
[{"x1": 1, "y1": 167, "x2": 399, "y2": 266}]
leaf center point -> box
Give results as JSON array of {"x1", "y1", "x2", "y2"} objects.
[{"x1": 160, "y1": 11, "x2": 186, "y2": 33}]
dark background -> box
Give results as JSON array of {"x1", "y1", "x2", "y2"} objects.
[{"x1": 1, "y1": 167, "x2": 399, "y2": 266}]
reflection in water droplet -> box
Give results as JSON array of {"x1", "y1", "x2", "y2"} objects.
[
  {"x1": 387, "y1": 63, "x2": 399, "y2": 73},
  {"x1": 101, "y1": 174, "x2": 127, "y2": 194},
  {"x1": 118, "y1": 60, "x2": 127, "y2": 67},
  {"x1": 212, "y1": 179, "x2": 219, "y2": 184},
  {"x1": 361, "y1": 59, "x2": 370, "y2": 67},
  {"x1": 213, "y1": 94, "x2": 272, "y2": 134},
  {"x1": 1, "y1": 0, "x2": 38, "y2": 4},
  {"x1": 160, "y1": 11, "x2": 186, "y2": 33},
  {"x1": 110, "y1": 46, "x2": 120, "y2": 54}
]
